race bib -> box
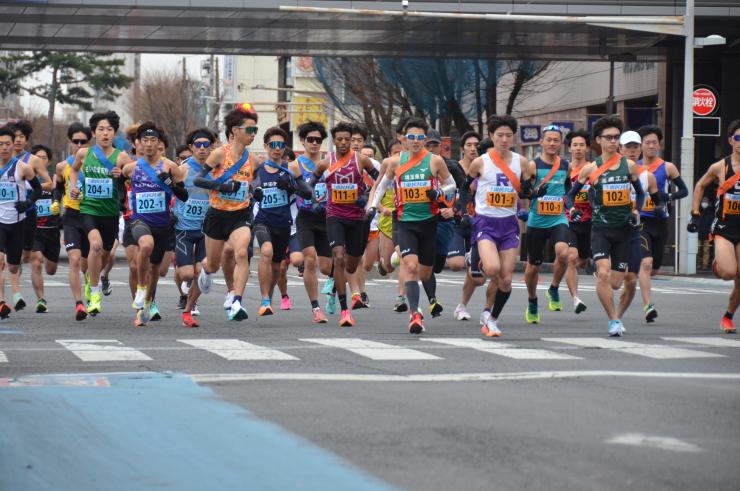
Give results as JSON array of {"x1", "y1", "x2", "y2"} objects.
[
  {"x1": 602, "y1": 183, "x2": 631, "y2": 207},
  {"x1": 400, "y1": 180, "x2": 430, "y2": 203},
  {"x1": 183, "y1": 198, "x2": 208, "y2": 220},
  {"x1": 36, "y1": 198, "x2": 52, "y2": 217},
  {"x1": 261, "y1": 187, "x2": 289, "y2": 209},
  {"x1": 642, "y1": 195, "x2": 656, "y2": 212},
  {"x1": 85, "y1": 177, "x2": 112, "y2": 199},
  {"x1": 723, "y1": 193, "x2": 740, "y2": 216},
  {"x1": 536, "y1": 195, "x2": 563, "y2": 215},
  {"x1": 0, "y1": 182, "x2": 18, "y2": 203},
  {"x1": 314, "y1": 182, "x2": 327, "y2": 203},
  {"x1": 486, "y1": 185, "x2": 516, "y2": 208},
  {"x1": 331, "y1": 183, "x2": 358, "y2": 204},
  {"x1": 135, "y1": 191, "x2": 166, "y2": 214},
  {"x1": 219, "y1": 184, "x2": 248, "y2": 203},
  {"x1": 574, "y1": 184, "x2": 590, "y2": 204}
]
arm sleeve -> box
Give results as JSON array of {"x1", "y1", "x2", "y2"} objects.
[
  {"x1": 440, "y1": 174, "x2": 456, "y2": 196},
  {"x1": 670, "y1": 175, "x2": 689, "y2": 200},
  {"x1": 632, "y1": 177, "x2": 645, "y2": 211},
  {"x1": 53, "y1": 177, "x2": 65, "y2": 202},
  {"x1": 172, "y1": 181, "x2": 189, "y2": 202},
  {"x1": 455, "y1": 175, "x2": 476, "y2": 213},
  {"x1": 367, "y1": 167, "x2": 379, "y2": 181},
  {"x1": 369, "y1": 174, "x2": 391, "y2": 209},
  {"x1": 193, "y1": 165, "x2": 220, "y2": 190},
  {"x1": 27, "y1": 176, "x2": 42, "y2": 203},
  {"x1": 294, "y1": 175, "x2": 313, "y2": 200},
  {"x1": 565, "y1": 180, "x2": 584, "y2": 210}
]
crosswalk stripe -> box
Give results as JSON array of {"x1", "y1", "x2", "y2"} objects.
[
  {"x1": 0, "y1": 351, "x2": 7, "y2": 363},
  {"x1": 177, "y1": 339, "x2": 298, "y2": 361},
  {"x1": 300, "y1": 338, "x2": 441, "y2": 361},
  {"x1": 542, "y1": 338, "x2": 724, "y2": 359},
  {"x1": 56, "y1": 339, "x2": 152, "y2": 362},
  {"x1": 662, "y1": 337, "x2": 740, "y2": 348},
  {"x1": 422, "y1": 338, "x2": 581, "y2": 360}
]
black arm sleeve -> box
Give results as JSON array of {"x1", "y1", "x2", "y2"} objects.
[
  {"x1": 294, "y1": 175, "x2": 313, "y2": 200},
  {"x1": 670, "y1": 175, "x2": 689, "y2": 200},
  {"x1": 455, "y1": 175, "x2": 476, "y2": 212},
  {"x1": 27, "y1": 176, "x2": 42, "y2": 203},
  {"x1": 193, "y1": 164, "x2": 220, "y2": 190},
  {"x1": 632, "y1": 177, "x2": 645, "y2": 211},
  {"x1": 519, "y1": 178, "x2": 534, "y2": 199},
  {"x1": 172, "y1": 181, "x2": 188, "y2": 202},
  {"x1": 367, "y1": 167, "x2": 379, "y2": 181},
  {"x1": 53, "y1": 177, "x2": 65, "y2": 202},
  {"x1": 565, "y1": 180, "x2": 584, "y2": 210}
]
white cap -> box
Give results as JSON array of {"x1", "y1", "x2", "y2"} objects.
[{"x1": 619, "y1": 131, "x2": 641, "y2": 145}]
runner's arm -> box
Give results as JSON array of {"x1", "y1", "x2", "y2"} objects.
[
  {"x1": 53, "y1": 163, "x2": 65, "y2": 203},
  {"x1": 664, "y1": 163, "x2": 688, "y2": 201},
  {"x1": 692, "y1": 161, "x2": 721, "y2": 214},
  {"x1": 629, "y1": 160, "x2": 646, "y2": 211},
  {"x1": 359, "y1": 155, "x2": 379, "y2": 181},
  {"x1": 14, "y1": 165, "x2": 42, "y2": 213},
  {"x1": 29, "y1": 155, "x2": 54, "y2": 191},
  {"x1": 288, "y1": 161, "x2": 313, "y2": 200},
  {"x1": 454, "y1": 157, "x2": 482, "y2": 213}
]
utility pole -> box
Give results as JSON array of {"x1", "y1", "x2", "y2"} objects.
[{"x1": 678, "y1": 0, "x2": 696, "y2": 274}]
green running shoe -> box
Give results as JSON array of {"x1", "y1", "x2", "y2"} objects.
[
  {"x1": 546, "y1": 288, "x2": 562, "y2": 311},
  {"x1": 525, "y1": 301, "x2": 540, "y2": 324}
]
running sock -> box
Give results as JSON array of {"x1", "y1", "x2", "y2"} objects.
[
  {"x1": 233, "y1": 295, "x2": 242, "y2": 304},
  {"x1": 422, "y1": 274, "x2": 437, "y2": 302},
  {"x1": 338, "y1": 294, "x2": 348, "y2": 311},
  {"x1": 491, "y1": 289, "x2": 512, "y2": 319},
  {"x1": 725, "y1": 311, "x2": 734, "y2": 320},
  {"x1": 548, "y1": 284, "x2": 559, "y2": 300},
  {"x1": 75, "y1": 300, "x2": 83, "y2": 306},
  {"x1": 282, "y1": 294, "x2": 289, "y2": 299},
  {"x1": 310, "y1": 300, "x2": 320, "y2": 309},
  {"x1": 151, "y1": 285, "x2": 157, "y2": 301},
  {"x1": 405, "y1": 281, "x2": 420, "y2": 313},
  {"x1": 260, "y1": 297, "x2": 270, "y2": 307}
]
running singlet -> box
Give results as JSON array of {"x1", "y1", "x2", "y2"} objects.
[
  {"x1": 209, "y1": 144, "x2": 252, "y2": 211},
  {"x1": 475, "y1": 151, "x2": 522, "y2": 218},
  {"x1": 325, "y1": 151, "x2": 365, "y2": 221},
  {"x1": 591, "y1": 156, "x2": 633, "y2": 228},
  {"x1": 62, "y1": 158, "x2": 82, "y2": 211},
  {"x1": 130, "y1": 159, "x2": 171, "y2": 228},
  {"x1": 173, "y1": 158, "x2": 210, "y2": 231},
  {"x1": 36, "y1": 189, "x2": 59, "y2": 228},
  {"x1": 0, "y1": 158, "x2": 25, "y2": 224},
  {"x1": 253, "y1": 161, "x2": 292, "y2": 227},
  {"x1": 639, "y1": 159, "x2": 670, "y2": 219},
  {"x1": 568, "y1": 163, "x2": 592, "y2": 222},
  {"x1": 394, "y1": 151, "x2": 438, "y2": 222},
  {"x1": 79, "y1": 147, "x2": 122, "y2": 217},
  {"x1": 296, "y1": 155, "x2": 327, "y2": 212},
  {"x1": 527, "y1": 156, "x2": 569, "y2": 228},
  {"x1": 715, "y1": 157, "x2": 740, "y2": 226}
]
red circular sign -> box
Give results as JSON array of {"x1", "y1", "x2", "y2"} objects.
[{"x1": 692, "y1": 87, "x2": 718, "y2": 116}]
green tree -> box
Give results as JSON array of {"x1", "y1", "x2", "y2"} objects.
[{"x1": 0, "y1": 51, "x2": 133, "y2": 148}]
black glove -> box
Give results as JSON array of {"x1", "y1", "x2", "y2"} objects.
[
  {"x1": 653, "y1": 200, "x2": 667, "y2": 217},
  {"x1": 158, "y1": 171, "x2": 174, "y2": 188},
  {"x1": 535, "y1": 184, "x2": 549, "y2": 198},
  {"x1": 458, "y1": 214, "x2": 472, "y2": 231},
  {"x1": 356, "y1": 193, "x2": 368, "y2": 208},
  {"x1": 252, "y1": 186, "x2": 264, "y2": 202},
  {"x1": 364, "y1": 206, "x2": 377, "y2": 222},
  {"x1": 14, "y1": 200, "x2": 33, "y2": 213},
  {"x1": 569, "y1": 207, "x2": 583, "y2": 222},
  {"x1": 426, "y1": 188, "x2": 444, "y2": 201},
  {"x1": 276, "y1": 174, "x2": 294, "y2": 192},
  {"x1": 660, "y1": 191, "x2": 671, "y2": 206},
  {"x1": 687, "y1": 213, "x2": 700, "y2": 233},
  {"x1": 519, "y1": 179, "x2": 534, "y2": 199},
  {"x1": 218, "y1": 180, "x2": 241, "y2": 194}
]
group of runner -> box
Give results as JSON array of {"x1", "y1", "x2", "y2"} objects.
[{"x1": 0, "y1": 106, "x2": 737, "y2": 336}]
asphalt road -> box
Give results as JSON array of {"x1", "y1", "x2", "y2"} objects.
[{"x1": 1, "y1": 264, "x2": 738, "y2": 491}]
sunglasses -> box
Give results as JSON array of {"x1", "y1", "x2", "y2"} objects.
[
  {"x1": 236, "y1": 125, "x2": 259, "y2": 134},
  {"x1": 268, "y1": 141, "x2": 286, "y2": 150},
  {"x1": 71, "y1": 139, "x2": 88, "y2": 145},
  {"x1": 733, "y1": 135, "x2": 740, "y2": 142},
  {"x1": 192, "y1": 141, "x2": 210, "y2": 149},
  {"x1": 406, "y1": 134, "x2": 426, "y2": 141},
  {"x1": 305, "y1": 136, "x2": 323, "y2": 144},
  {"x1": 542, "y1": 124, "x2": 562, "y2": 133},
  {"x1": 599, "y1": 134, "x2": 621, "y2": 142}
]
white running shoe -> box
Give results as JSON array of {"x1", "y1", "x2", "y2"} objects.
[
  {"x1": 181, "y1": 281, "x2": 190, "y2": 295},
  {"x1": 574, "y1": 298, "x2": 587, "y2": 314},
  {"x1": 480, "y1": 311, "x2": 502, "y2": 337},
  {"x1": 223, "y1": 290, "x2": 235, "y2": 310},
  {"x1": 132, "y1": 285, "x2": 146, "y2": 310},
  {"x1": 198, "y1": 268, "x2": 212, "y2": 295},
  {"x1": 228, "y1": 300, "x2": 248, "y2": 321},
  {"x1": 608, "y1": 319, "x2": 625, "y2": 337},
  {"x1": 453, "y1": 304, "x2": 471, "y2": 321},
  {"x1": 390, "y1": 251, "x2": 401, "y2": 268},
  {"x1": 191, "y1": 303, "x2": 200, "y2": 316}
]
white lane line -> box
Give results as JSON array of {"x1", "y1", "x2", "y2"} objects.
[
  {"x1": 542, "y1": 337, "x2": 724, "y2": 359},
  {"x1": 177, "y1": 339, "x2": 298, "y2": 361},
  {"x1": 300, "y1": 338, "x2": 442, "y2": 361},
  {"x1": 422, "y1": 338, "x2": 580, "y2": 360},
  {"x1": 191, "y1": 371, "x2": 740, "y2": 383},
  {"x1": 56, "y1": 339, "x2": 152, "y2": 362},
  {"x1": 0, "y1": 351, "x2": 7, "y2": 363},
  {"x1": 606, "y1": 433, "x2": 704, "y2": 453},
  {"x1": 663, "y1": 337, "x2": 740, "y2": 348}
]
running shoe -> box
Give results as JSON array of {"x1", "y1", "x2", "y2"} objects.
[
  {"x1": 75, "y1": 303, "x2": 88, "y2": 321},
  {"x1": 321, "y1": 278, "x2": 335, "y2": 295},
  {"x1": 0, "y1": 301, "x2": 11, "y2": 319},
  {"x1": 149, "y1": 301, "x2": 161, "y2": 321},
  {"x1": 393, "y1": 295, "x2": 408, "y2": 313},
  {"x1": 721, "y1": 316, "x2": 736, "y2": 334},
  {"x1": 182, "y1": 312, "x2": 199, "y2": 328},
  {"x1": 378, "y1": 261, "x2": 388, "y2": 276},
  {"x1": 360, "y1": 292, "x2": 370, "y2": 308},
  {"x1": 84, "y1": 274, "x2": 91, "y2": 303},
  {"x1": 390, "y1": 251, "x2": 401, "y2": 268},
  {"x1": 223, "y1": 290, "x2": 235, "y2": 310},
  {"x1": 13, "y1": 292, "x2": 25, "y2": 311},
  {"x1": 326, "y1": 294, "x2": 337, "y2": 315},
  {"x1": 177, "y1": 294, "x2": 188, "y2": 310},
  {"x1": 280, "y1": 295, "x2": 292, "y2": 311},
  {"x1": 408, "y1": 312, "x2": 425, "y2": 334},
  {"x1": 644, "y1": 304, "x2": 658, "y2": 323},
  {"x1": 429, "y1": 300, "x2": 444, "y2": 318},
  {"x1": 35, "y1": 298, "x2": 47, "y2": 313},
  {"x1": 258, "y1": 300, "x2": 274, "y2": 317},
  {"x1": 453, "y1": 304, "x2": 471, "y2": 321},
  {"x1": 312, "y1": 307, "x2": 328, "y2": 324},
  {"x1": 181, "y1": 280, "x2": 191, "y2": 295},
  {"x1": 228, "y1": 300, "x2": 249, "y2": 321},
  {"x1": 132, "y1": 285, "x2": 146, "y2": 310},
  {"x1": 198, "y1": 268, "x2": 212, "y2": 294},
  {"x1": 351, "y1": 293, "x2": 365, "y2": 310},
  {"x1": 339, "y1": 309, "x2": 355, "y2": 327},
  {"x1": 135, "y1": 305, "x2": 150, "y2": 327},
  {"x1": 101, "y1": 275, "x2": 112, "y2": 296},
  {"x1": 574, "y1": 298, "x2": 588, "y2": 314},
  {"x1": 608, "y1": 319, "x2": 625, "y2": 337},
  {"x1": 88, "y1": 292, "x2": 102, "y2": 316},
  {"x1": 525, "y1": 301, "x2": 540, "y2": 324},
  {"x1": 480, "y1": 311, "x2": 502, "y2": 337},
  {"x1": 546, "y1": 288, "x2": 562, "y2": 311},
  {"x1": 191, "y1": 303, "x2": 200, "y2": 316}
]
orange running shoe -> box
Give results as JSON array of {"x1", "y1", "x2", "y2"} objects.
[
  {"x1": 312, "y1": 307, "x2": 328, "y2": 324},
  {"x1": 408, "y1": 312, "x2": 425, "y2": 334},
  {"x1": 182, "y1": 312, "x2": 200, "y2": 328},
  {"x1": 721, "y1": 315, "x2": 736, "y2": 334},
  {"x1": 75, "y1": 303, "x2": 88, "y2": 321},
  {"x1": 258, "y1": 303, "x2": 274, "y2": 317},
  {"x1": 351, "y1": 293, "x2": 365, "y2": 310},
  {"x1": 339, "y1": 309, "x2": 355, "y2": 327},
  {"x1": 0, "y1": 301, "x2": 11, "y2": 319}
]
